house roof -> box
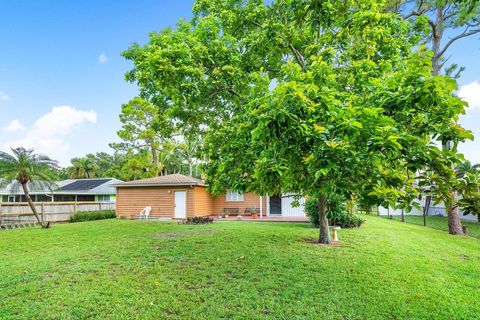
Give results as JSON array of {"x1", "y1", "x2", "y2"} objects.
[
  {"x1": 0, "y1": 178, "x2": 123, "y2": 196},
  {"x1": 60, "y1": 179, "x2": 113, "y2": 191},
  {"x1": 116, "y1": 173, "x2": 206, "y2": 187}
]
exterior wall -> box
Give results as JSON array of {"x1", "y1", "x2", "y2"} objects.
[
  {"x1": 116, "y1": 186, "x2": 194, "y2": 219},
  {"x1": 211, "y1": 192, "x2": 266, "y2": 216},
  {"x1": 192, "y1": 186, "x2": 213, "y2": 217}
]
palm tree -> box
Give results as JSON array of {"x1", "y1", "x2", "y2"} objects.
[
  {"x1": 0, "y1": 148, "x2": 59, "y2": 228},
  {"x1": 456, "y1": 160, "x2": 480, "y2": 179},
  {"x1": 68, "y1": 156, "x2": 98, "y2": 179}
]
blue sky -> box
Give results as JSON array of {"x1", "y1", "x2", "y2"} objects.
[{"x1": 0, "y1": 1, "x2": 478, "y2": 166}]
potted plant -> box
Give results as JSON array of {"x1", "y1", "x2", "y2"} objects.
[{"x1": 251, "y1": 212, "x2": 258, "y2": 219}]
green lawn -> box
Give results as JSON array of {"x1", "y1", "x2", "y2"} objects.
[
  {"x1": 0, "y1": 217, "x2": 479, "y2": 319},
  {"x1": 383, "y1": 215, "x2": 480, "y2": 238}
]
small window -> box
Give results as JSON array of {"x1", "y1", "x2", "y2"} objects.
[
  {"x1": 226, "y1": 190, "x2": 244, "y2": 202},
  {"x1": 98, "y1": 195, "x2": 110, "y2": 202}
]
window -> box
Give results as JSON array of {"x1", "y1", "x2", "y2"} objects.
[
  {"x1": 226, "y1": 190, "x2": 244, "y2": 202},
  {"x1": 77, "y1": 195, "x2": 95, "y2": 202},
  {"x1": 97, "y1": 195, "x2": 111, "y2": 202}
]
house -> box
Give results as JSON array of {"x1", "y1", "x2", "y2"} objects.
[
  {"x1": 115, "y1": 173, "x2": 305, "y2": 219},
  {"x1": 0, "y1": 178, "x2": 122, "y2": 203}
]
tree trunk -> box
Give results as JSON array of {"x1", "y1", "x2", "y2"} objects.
[
  {"x1": 431, "y1": 6, "x2": 445, "y2": 76},
  {"x1": 188, "y1": 159, "x2": 193, "y2": 177},
  {"x1": 21, "y1": 183, "x2": 49, "y2": 228},
  {"x1": 318, "y1": 193, "x2": 331, "y2": 244},
  {"x1": 477, "y1": 214, "x2": 480, "y2": 223},
  {"x1": 446, "y1": 199, "x2": 464, "y2": 235},
  {"x1": 151, "y1": 145, "x2": 159, "y2": 175}
]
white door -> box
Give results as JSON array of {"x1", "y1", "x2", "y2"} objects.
[
  {"x1": 281, "y1": 194, "x2": 306, "y2": 217},
  {"x1": 174, "y1": 191, "x2": 187, "y2": 219}
]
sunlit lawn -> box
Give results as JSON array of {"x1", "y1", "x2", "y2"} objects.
[
  {"x1": 0, "y1": 216, "x2": 479, "y2": 319},
  {"x1": 384, "y1": 214, "x2": 480, "y2": 238}
]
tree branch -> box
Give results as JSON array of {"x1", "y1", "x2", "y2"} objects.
[
  {"x1": 251, "y1": 20, "x2": 306, "y2": 71},
  {"x1": 404, "y1": 11, "x2": 437, "y2": 36},
  {"x1": 437, "y1": 28, "x2": 480, "y2": 60}
]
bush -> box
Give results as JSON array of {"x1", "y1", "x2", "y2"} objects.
[
  {"x1": 305, "y1": 197, "x2": 364, "y2": 229},
  {"x1": 70, "y1": 210, "x2": 116, "y2": 223},
  {"x1": 178, "y1": 216, "x2": 214, "y2": 225}
]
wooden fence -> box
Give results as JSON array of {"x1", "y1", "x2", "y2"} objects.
[{"x1": 0, "y1": 202, "x2": 116, "y2": 225}]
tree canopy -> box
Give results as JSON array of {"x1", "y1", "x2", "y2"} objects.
[{"x1": 123, "y1": 0, "x2": 472, "y2": 243}]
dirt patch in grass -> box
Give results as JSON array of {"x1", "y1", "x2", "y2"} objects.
[
  {"x1": 303, "y1": 238, "x2": 348, "y2": 246},
  {"x1": 153, "y1": 229, "x2": 216, "y2": 239}
]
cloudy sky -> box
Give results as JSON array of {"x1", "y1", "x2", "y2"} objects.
[{"x1": 0, "y1": 1, "x2": 478, "y2": 166}]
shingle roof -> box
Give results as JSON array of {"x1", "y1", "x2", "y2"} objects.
[{"x1": 116, "y1": 174, "x2": 206, "y2": 187}]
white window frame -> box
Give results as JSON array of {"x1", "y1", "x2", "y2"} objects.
[{"x1": 226, "y1": 190, "x2": 244, "y2": 202}]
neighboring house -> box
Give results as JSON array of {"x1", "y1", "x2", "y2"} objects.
[
  {"x1": 0, "y1": 178, "x2": 122, "y2": 203},
  {"x1": 115, "y1": 173, "x2": 305, "y2": 219},
  {"x1": 378, "y1": 196, "x2": 478, "y2": 222}
]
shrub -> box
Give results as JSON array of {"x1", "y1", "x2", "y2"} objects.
[
  {"x1": 178, "y1": 216, "x2": 214, "y2": 225},
  {"x1": 70, "y1": 210, "x2": 116, "y2": 223},
  {"x1": 305, "y1": 197, "x2": 364, "y2": 229}
]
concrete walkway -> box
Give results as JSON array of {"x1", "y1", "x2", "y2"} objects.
[{"x1": 214, "y1": 216, "x2": 308, "y2": 223}]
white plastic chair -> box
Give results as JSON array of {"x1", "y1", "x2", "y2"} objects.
[{"x1": 139, "y1": 207, "x2": 152, "y2": 220}]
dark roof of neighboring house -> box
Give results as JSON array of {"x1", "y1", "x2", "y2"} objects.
[
  {"x1": 0, "y1": 178, "x2": 123, "y2": 196},
  {"x1": 59, "y1": 179, "x2": 113, "y2": 191},
  {"x1": 116, "y1": 174, "x2": 206, "y2": 187}
]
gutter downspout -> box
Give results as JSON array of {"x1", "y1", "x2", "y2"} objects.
[{"x1": 260, "y1": 196, "x2": 263, "y2": 219}]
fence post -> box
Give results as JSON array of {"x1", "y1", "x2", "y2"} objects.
[
  {"x1": 41, "y1": 203, "x2": 45, "y2": 223},
  {"x1": 99, "y1": 202, "x2": 102, "y2": 211},
  {"x1": 73, "y1": 202, "x2": 77, "y2": 219}
]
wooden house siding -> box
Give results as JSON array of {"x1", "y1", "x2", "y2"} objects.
[
  {"x1": 192, "y1": 186, "x2": 213, "y2": 217},
  {"x1": 116, "y1": 186, "x2": 194, "y2": 218},
  {"x1": 211, "y1": 192, "x2": 266, "y2": 216},
  {"x1": 116, "y1": 182, "x2": 267, "y2": 218}
]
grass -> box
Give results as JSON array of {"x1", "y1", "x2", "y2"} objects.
[
  {"x1": 383, "y1": 215, "x2": 480, "y2": 238},
  {"x1": 0, "y1": 216, "x2": 479, "y2": 319}
]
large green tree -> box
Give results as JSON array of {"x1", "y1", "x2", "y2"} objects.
[
  {"x1": 389, "y1": 0, "x2": 480, "y2": 234},
  {"x1": 392, "y1": 0, "x2": 480, "y2": 76},
  {"x1": 123, "y1": 0, "x2": 470, "y2": 243},
  {"x1": 0, "y1": 148, "x2": 59, "y2": 228},
  {"x1": 112, "y1": 97, "x2": 174, "y2": 175}
]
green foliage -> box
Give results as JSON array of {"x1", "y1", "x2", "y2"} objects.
[
  {"x1": 0, "y1": 147, "x2": 59, "y2": 188},
  {"x1": 70, "y1": 210, "x2": 116, "y2": 223},
  {"x1": 305, "y1": 197, "x2": 365, "y2": 229},
  {"x1": 123, "y1": 0, "x2": 471, "y2": 241},
  {"x1": 178, "y1": 216, "x2": 214, "y2": 225},
  {"x1": 111, "y1": 97, "x2": 174, "y2": 175},
  {"x1": 0, "y1": 147, "x2": 59, "y2": 228},
  {"x1": 394, "y1": 0, "x2": 480, "y2": 75}
]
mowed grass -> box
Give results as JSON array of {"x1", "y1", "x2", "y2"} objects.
[
  {"x1": 384, "y1": 215, "x2": 480, "y2": 238},
  {"x1": 0, "y1": 217, "x2": 479, "y2": 319}
]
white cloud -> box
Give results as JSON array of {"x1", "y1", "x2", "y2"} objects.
[
  {"x1": 0, "y1": 91, "x2": 10, "y2": 101},
  {"x1": 4, "y1": 119, "x2": 26, "y2": 132},
  {"x1": 98, "y1": 52, "x2": 107, "y2": 64},
  {"x1": 458, "y1": 81, "x2": 480, "y2": 110},
  {"x1": 4, "y1": 106, "x2": 97, "y2": 164}
]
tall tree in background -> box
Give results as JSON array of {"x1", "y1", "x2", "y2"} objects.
[
  {"x1": 124, "y1": 0, "x2": 470, "y2": 243},
  {"x1": 391, "y1": 0, "x2": 480, "y2": 234},
  {"x1": 0, "y1": 148, "x2": 58, "y2": 228},
  {"x1": 392, "y1": 0, "x2": 480, "y2": 76},
  {"x1": 112, "y1": 97, "x2": 174, "y2": 175},
  {"x1": 68, "y1": 156, "x2": 98, "y2": 179}
]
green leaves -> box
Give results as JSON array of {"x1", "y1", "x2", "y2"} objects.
[{"x1": 123, "y1": 0, "x2": 471, "y2": 212}]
